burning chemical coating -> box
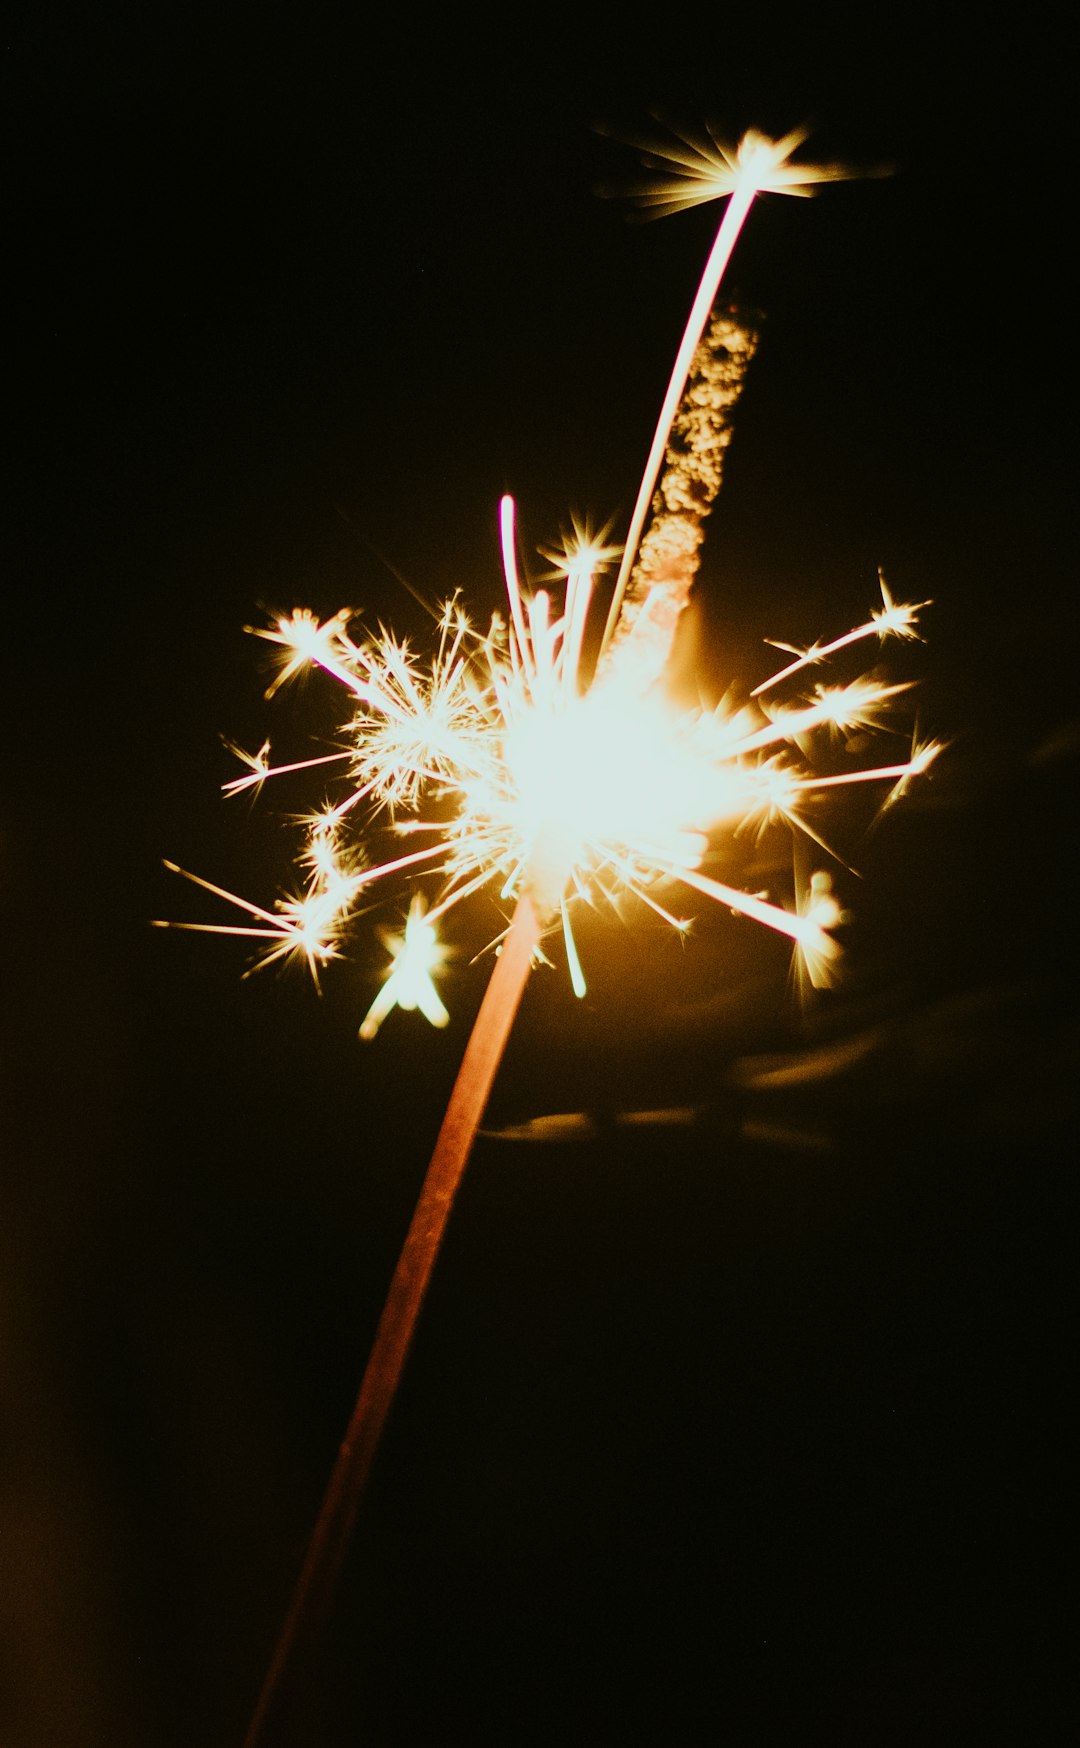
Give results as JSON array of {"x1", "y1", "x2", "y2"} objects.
[{"x1": 597, "y1": 307, "x2": 759, "y2": 694}]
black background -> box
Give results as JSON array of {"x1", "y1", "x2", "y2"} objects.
[{"x1": 4, "y1": 13, "x2": 1075, "y2": 1745}]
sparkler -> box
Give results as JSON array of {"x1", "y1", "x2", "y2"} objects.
[{"x1": 159, "y1": 125, "x2": 940, "y2": 1743}]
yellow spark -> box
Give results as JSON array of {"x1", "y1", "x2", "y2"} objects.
[
  {"x1": 359, "y1": 898, "x2": 451, "y2": 1040},
  {"x1": 879, "y1": 736, "x2": 947, "y2": 812},
  {"x1": 538, "y1": 517, "x2": 622, "y2": 588},
  {"x1": 248, "y1": 607, "x2": 359, "y2": 698},
  {"x1": 628, "y1": 123, "x2": 856, "y2": 218},
  {"x1": 345, "y1": 615, "x2": 489, "y2": 812},
  {"x1": 221, "y1": 738, "x2": 272, "y2": 797},
  {"x1": 155, "y1": 861, "x2": 348, "y2": 980},
  {"x1": 732, "y1": 678, "x2": 911, "y2": 758},
  {"x1": 794, "y1": 870, "x2": 846, "y2": 991},
  {"x1": 754, "y1": 571, "x2": 931, "y2": 696},
  {"x1": 873, "y1": 572, "x2": 931, "y2": 640}
]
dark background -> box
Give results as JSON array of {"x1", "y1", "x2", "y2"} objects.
[{"x1": 4, "y1": 14, "x2": 1075, "y2": 1746}]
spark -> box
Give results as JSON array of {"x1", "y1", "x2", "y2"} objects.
[
  {"x1": 248, "y1": 607, "x2": 359, "y2": 698},
  {"x1": 537, "y1": 516, "x2": 623, "y2": 591},
  {"x1": 626, "y1": 123, "x2": 855, "y2": 219},
  {"x1": 156, "y1": 861, "x2": 351, "y2": 979},
  {"x1": 359, "y1": 897, "x2": 451, "y2": 1040},
  {"x1": 221, "y1": 738, "x2": 272, "y2": 797},
  {"x1": 753, "y1": 571, "x2": 931, "y2": 696},
  {"x1": 794, "y1": 869, "x2": 847, "y2": 992}
]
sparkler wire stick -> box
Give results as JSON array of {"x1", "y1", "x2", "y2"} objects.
[{"x1": 243, "y1": 891, "x2": 542, "y2": 1748}]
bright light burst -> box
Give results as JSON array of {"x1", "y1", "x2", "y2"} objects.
[
  {"x1": 626, "y1": 123, "x2": 856, "y2": 219},
  {"x1": 160, "y1": 127, "x2": 939, "y2": 1038},
  {"x1": 160, "y1": 502, "x2": 937, "y2": 1027}
]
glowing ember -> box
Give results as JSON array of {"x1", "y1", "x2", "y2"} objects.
[{"x1": 158, "y1": 127, "x2": 940, "y2": 1036}]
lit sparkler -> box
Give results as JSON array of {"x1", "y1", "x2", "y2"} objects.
[
  {"x1": 159, "y1": 127, "x2": 941, "y2": 1745},
  {"x1": 162, "y1": 127, "x2": 924, "y2": 1029}
]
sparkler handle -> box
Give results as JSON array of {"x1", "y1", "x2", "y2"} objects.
[{"x1": 243, "y1": 892, "x2": 542, "y2": 1748}]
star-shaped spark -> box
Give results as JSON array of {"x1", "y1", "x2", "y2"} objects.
[
  {"x1": 621, "y1": 122, "x2": 868, "y2": 219},
  {"x1": 359, "y1": 897, "x2": 451, "y2": 1040},
  {"x1": 754, "y1": 572, "x2": 931, "y2": 697}
]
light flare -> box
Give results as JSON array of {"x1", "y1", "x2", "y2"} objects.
[{"x1": 249, "y1": 608, "x2": 359, "y2": 698}]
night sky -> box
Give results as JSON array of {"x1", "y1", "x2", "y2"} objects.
[{"x1": 5, "y1": 17, "x2": 1076, "y2": 1747}]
